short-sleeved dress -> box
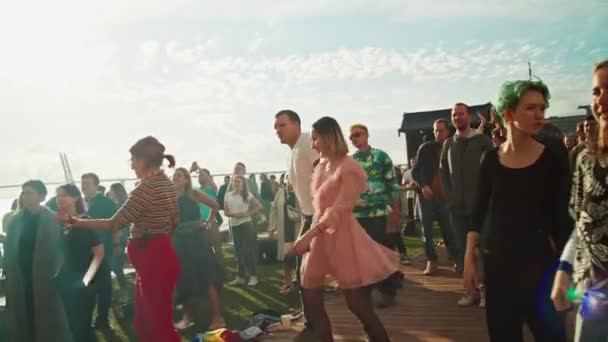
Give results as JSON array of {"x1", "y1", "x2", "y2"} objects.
[
  {"x1": 299, "y1": 156, "x2": 400, "y2": 289},
  {"x1": 172, "y1": 194, "x2": 224, "y2": 304}
]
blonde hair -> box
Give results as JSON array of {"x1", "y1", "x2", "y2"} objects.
[
  {"x1": 594, "y1": 60, "x2": 608, "y2": 155},
  {"x1": 349, "y1": 123, "x2": 368, "y2": 133},
  {"x1": 313, "y1": 117, "x2": 349, "y2": 158}
]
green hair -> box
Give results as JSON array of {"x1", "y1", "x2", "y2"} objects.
[{"x1": 495, "y1": 80, "x2": 551, "y2": 123}]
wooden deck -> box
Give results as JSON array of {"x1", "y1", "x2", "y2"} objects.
[{"x1": 263, "y1": 246, "x2": 490, "y2": 342}]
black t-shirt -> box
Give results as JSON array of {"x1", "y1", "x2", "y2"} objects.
[
  {"x1": 87, "y1": 194, "x2": 117, "y2": 252},
  {"x1": 61, "y1": 224, "x2": 101, "y2": 284}
]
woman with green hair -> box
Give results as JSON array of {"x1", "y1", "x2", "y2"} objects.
[{"x1": 464, "y1": 79, "x2": 569, "y2": 341}]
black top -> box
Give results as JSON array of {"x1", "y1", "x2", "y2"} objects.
[
  {"x1": 179, "y1": 195, "x2": 202, "y2": 222},
  {"x1": 87, "y1": 194, "x2": 117, "y2": 252},
  {"x1": 217, "y1": 184, "x2": 228, "y2": 210},
  {"x1": 470, "y1": 147, "x2": 571, "y2": 257},
  {"x1": 19, "y1": 209, "x2": 40, "y2": 280},
  {"x1": 260, "y1": 180, "x2": 274, "y2": 201},
  {"x1": 412, "y1": 141, "x2": 441, "y2": 188},
  {"x1": 61, "y1": 222, "x2": 101, "y2": 284}
]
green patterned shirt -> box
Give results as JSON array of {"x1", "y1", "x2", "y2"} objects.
[{"x1": 352, "y1": 147, "x2": 400, "y2": 218}]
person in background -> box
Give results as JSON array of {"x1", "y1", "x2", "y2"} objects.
[
  {"x1": 570, "y1": 115, "x2": 597, "y2": 171},
  {"x1": 56, "y1": 136, "x2": 182, "y2": 342},
  {"x1": 81, "y1": 172, "x2": 117, "y2": 330},
  {"x1": 4, "y1": 180, "x2": 73, "y2": 342},
  {"x1": 106, "y1": 183, "x2": 130, "y2": 304},
  {"x1": 269, "y1": 174, "x2": 280, "y2": 196},
  {"x1": 274, "y1": 109, "x2": 320, "y2": 337},
  {"x1": 491, "y1": 127, "x2": 507, "y2": 147},
  {"x1": 464, "y1": 80, "x2": 568, "y2": 342},
  {"x1": 171, "y1": 167, "x2": 224, "y2": 331},
  {"x1": 440, "y1": 102, "x2": 493, "y2": 306},
  {"x1": 224, "y1": 175, "x2": 263, "y2": 287},
  {"x1": 246, "y1": 172, "x2": 259, "y2": 198},
  {"x1": 349, "y1": 123, "x2": 402, "y2": 308},
  {"x1": 387, "y1": 166, "x2": 410, "y2": 265},
  {"x1": 260, "y1": 173, "x2": 274, "y2": 224},
  {"x1": 217, "y1": 175, "x2": 231, "y2": 210},
  {"x1": 56, "y1": 184, "x2": 104, "y2": 342},
  {"x1": 194, "y1": 167, "x2": 224, "y2": 261},
  {"x1": 2, "y1": 198, "x2": 20, "y2": 233},
  {"x1": 268, "y1": 174, "x2": 300, "y2": 294},
  {"x1": 576, "y1": 121, "x2": 585, "y2": 145},
  {"x1": 412, "y1": 118, "x2": 456, "y2": 276},
  {"x1": 564, "y1": 134, "x2": 577, "y2": 152}
]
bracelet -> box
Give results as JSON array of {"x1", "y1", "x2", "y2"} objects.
[{"x1": 558, "y1": 261, "x2": 573, "y2": 275}]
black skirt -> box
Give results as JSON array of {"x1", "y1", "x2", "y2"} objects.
[{"x1": 171, "y1": 221, "x2": 224, "y2": 304}]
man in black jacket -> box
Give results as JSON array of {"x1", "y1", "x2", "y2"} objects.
[{"x1": 412, "y1": 118, "x2": 455, "y2": 276}]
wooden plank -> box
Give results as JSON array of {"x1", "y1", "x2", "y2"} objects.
[{"x1": 262, "y1": 246, "x2": 491, "y2": 342}]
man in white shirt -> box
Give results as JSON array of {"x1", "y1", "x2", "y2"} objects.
[{"x1": 274, "y1": 109, "x2": 319, "y2": 336}]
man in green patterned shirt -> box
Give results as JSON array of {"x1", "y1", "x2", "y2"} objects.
[{"x1": 350, "y1": 123, "x2": 402, "y2": 308}]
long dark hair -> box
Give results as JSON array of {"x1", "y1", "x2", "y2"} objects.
[
  {"x1": 129, "y1": 136, "x2": 176, "y2": 168},
  {"x1": 232, "y1": 175, "x2": 250, "y2": 203},
  {"x1": 174, "y1": 167, "x2": 196, "y2": 201},
  {"x1": 109, "y1": 183, "x2": 128, "y2": 206},
  {"x1": 57, "y1": 183, "x2": 87, "y2": 215}
]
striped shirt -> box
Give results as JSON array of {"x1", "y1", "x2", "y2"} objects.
[{"x1": 116, "y1": 171, "x2": 179, "y2": 239}]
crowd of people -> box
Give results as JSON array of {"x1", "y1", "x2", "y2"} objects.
[{"x1": 0, "y1": 59, "x2": 606, "y2": 342}]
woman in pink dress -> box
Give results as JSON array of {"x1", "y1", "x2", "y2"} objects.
[{"x1": 289, "y1": 116, "x2": 399, "y2": 342}]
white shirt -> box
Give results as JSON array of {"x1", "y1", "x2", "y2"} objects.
[
  {"x1": 288, "y1": 132, "x2": 319, "y2": 216},
  {"x1": 224, "y1": 192, "x2": 253, "y2": 226}
]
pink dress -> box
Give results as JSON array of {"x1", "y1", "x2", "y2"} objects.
[{"x1": 299, "y1": 156, "x2": 400, "y2": 289}]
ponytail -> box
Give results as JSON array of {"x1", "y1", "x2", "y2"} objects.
[{"x1": 164, "y1": 154, "x2": 176, "y2": 168}]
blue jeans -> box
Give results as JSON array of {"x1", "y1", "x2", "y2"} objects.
[{"x1": 418, "y1": 197, "x2": 454, "y2": 262}]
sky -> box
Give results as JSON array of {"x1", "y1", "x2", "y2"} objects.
[{"x1": 0, "y1": 0, "x2": 606, "y2": 196}]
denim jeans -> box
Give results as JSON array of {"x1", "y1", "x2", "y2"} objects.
[{"x1": 418, "y1": 197, "x2": 454, "y2": 262}]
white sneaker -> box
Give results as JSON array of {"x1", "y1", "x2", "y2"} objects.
[
  {"x1": 479, "y1": 285, "x2": 486, "y2": 308},
  {"x1": 400, "y1": 256, "x2": 412, "y2": 266},
  {"x1": 423, "y1": 261, "x2": 437, "y2": 276},
  {"x1": 248, "y1": 276, "x2": 259, "y2": 287},
  {"x1": 229, "y1": 276, "x2": 246, "y2": 286},
  {"x1": 457, "y1": 294, "x2": 478, "y2": 307}
]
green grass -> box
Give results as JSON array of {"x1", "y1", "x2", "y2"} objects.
[
  {"x1": 94, "y1": 247, "x2": 302, "y2": 341},
  {"x1": 0, "y1": 222, "x2": 440, "y2": 341}
]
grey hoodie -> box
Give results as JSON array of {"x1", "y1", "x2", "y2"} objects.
[{"x1": 440, "y1": 131, "x2": 493, "y2": 215}]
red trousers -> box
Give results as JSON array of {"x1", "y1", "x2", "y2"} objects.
[{"x1": 127, "y1": 235, "x2": 180, "y2": 342}]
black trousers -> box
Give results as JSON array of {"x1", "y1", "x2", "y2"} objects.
[
  {"x1": 62, "y1": 279, "x2": 97, "y2": 342},
  {"x1": 357, "y1": 216, "x2": 398, "y2": 298},
  {"x1": 484, "y1": 253, "x2": 565, "y2": 342},
  {"x1": 94, "y1": 260, "x2": 112, "y2": 324},
  {"x1": 297, "y1": 215, "x2": 313, "y2": 328}
]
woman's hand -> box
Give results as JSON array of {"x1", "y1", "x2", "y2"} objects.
[
  {"x1": 314, "y1": 221, "x2": 329, "y2": 233},
  {"x1": 551, "y1": 270, "x2": 573, "y2": 311},
  {"x1": 463, "y1": 248, "x2": 480, "y2": 292},
  {"x1": 55, "y1": 208, "x2": 77, "y2": 228}
]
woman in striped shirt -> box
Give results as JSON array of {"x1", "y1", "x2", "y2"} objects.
[{"x1": 57, "y1": 136, "x2": 181, "y2": 342}]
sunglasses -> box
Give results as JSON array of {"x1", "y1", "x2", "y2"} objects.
[{"x1": 349, "y1": 132, "x2": 364, "y2": 139}]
